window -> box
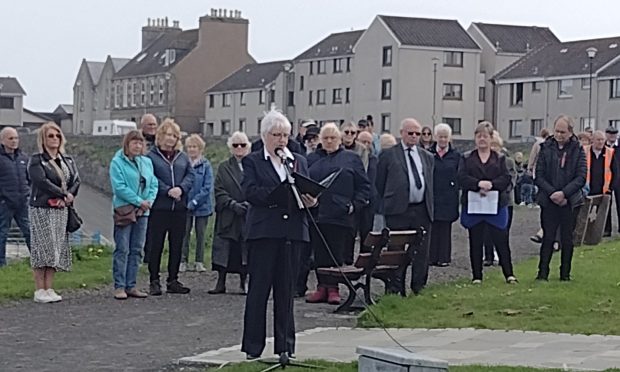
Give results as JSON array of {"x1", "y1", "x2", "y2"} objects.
[
  {"x1": 579, "y1": 117, "x2": 595, "y2": 131},
  {"x1": 221, "y1": 120, "x2": 231, "y2": 135},
  {"x1": 308, "y1": 90, "x2": 313, "y2": 106},
  {"x1": 287, "y1": 91, "x2": 294, "y2": 107},
  {"x1": 530, "y1": 119, "x2": 544, "y2": 136},
  {"x1": 443, "y1": 84, "x2": 463, "y2": 100},
  {"x1": 317, "y1": 60, "x2": 326, "y2": 74},
  {"x1": 382, "y1": 46, "x2": 392, "y2": 66},
  {"x1": 238, "y1": 118, "x2": 246, "y2": 132},
  {"x1": 381, "y1": 113, "x2": 391, "y2": 132},
  {"x1": 444, "y1": 51, "x2": 463, "y2": 67},
  {"x1": 257, "y1": 118, "x2": 262, "y2": 135},
  {"x1": 510, "y1": 83, "x2": 523, "y2": 106},
  {"x1": 259, "y1": 90, "x2": 265, "y2": 104},
  {"x1": 149, "y1": 79, "x2": 155, "y2": 105},
  {"x1": 333, "y1": 58, "x2": 343, "y2": 73},
  {"x1": 117, "y1": 83, "x2": 123, "y2": 108},
  {"x1": 532, "y1": 81, "x2": 541, "y2": 92},
  {"x1": 158, "y1": 78, "x2": 165, "y2": 105},
  {"x1": 478, "y1": 87, "x2": 485, "y2": 102},
  {"x1": 317, "y1": 89, "x2": 326, "y2": 105},
  {"x1": 509, "y1": 119, "x2": 523, "y2": 139},
  {"x1": 609, "y1": 119, "x2": 620, "y2": 128},
  {"x1": 141, "y1": 80, "x2": 146, "y2": 106},
  {"x1": 299, "y1": 76, "x2": 304, "y2": 91},
  {"x1": 558, "y1": 79, "x2": 573, "y2": 98},
  {"x1": 610, "y1": 79, "x2": 620, "y2": 99},
  {"x1": 331, "y1": 88, "x2": 343, "y2": 104},
  {"x1": 122, "y1": 81, "x2": 128, "y2": 108},
  {"x1": 205, "y1": 122, "x2": 214, "y2": 136},
  {"x1": 105, "y1": 87, "x2": 110, "y2": 109},
  {"x1": 208, "y1": 94, "x2": 215, "y2": 108},
  {"x1": 309, "y1": 61, "x2": 314, "y2": 75},
  {"x1": 240, "y1": 92, "x2": 246, "y2": 106},
  {"x1": 442, "y1": 117, "x2": 462, "y2": 135},
  {"x1": 78, "y1": 91, "x2": 84, "y2": 112},
  {"x1": 124, "y1": 84, "x2": 131, "y2": 108},
  {"x1": 269, "y1": 89, "x2": 276, "y2": 104},
  {"x1": 222, "y1": 93, "x2": 231, "y2": 107},
  {"x1": 381, "y1": 79, "x2": 392, "y2": 100},
  {"x1": 582, "y1": 78, "x2": 591, "y2": 90},
  {"x1": 132, "y1": 82, "x2": 138, "y2": 107},
  {"x1": 345, "y1": 88, "x2": 351, "y2": 104},
  {"x1": 346, "y1": 57, "x2": 351, "y2": 72}
]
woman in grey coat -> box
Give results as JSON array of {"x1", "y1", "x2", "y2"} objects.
[{"x1": 209, "y1": 131, "x2": 251, "y2": 294}]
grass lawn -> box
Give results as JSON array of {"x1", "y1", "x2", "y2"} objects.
[
  {"x1": 0, "y1": 219, "x2": 215, "y2": 302},
  {"x1": 0, "y1": 245, "x2": 112, "y2": 302},
  {"x1": 359, "y1": 239, "x2": 620, "y2": 335},
  {"x1": 214, "y1": 361, "x2": 619, "y2": 371}
]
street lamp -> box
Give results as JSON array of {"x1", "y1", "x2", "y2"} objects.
[
  {"x1": 432, "y1": 57, "x2": 440, "y2": 125},
  {"x1": 586, "y1": 47, "x2": 597, "y2": 128}
]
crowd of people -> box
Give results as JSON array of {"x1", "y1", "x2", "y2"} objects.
[{"x1": 1, "y1": 109, "x2": 618, "y2": 358}]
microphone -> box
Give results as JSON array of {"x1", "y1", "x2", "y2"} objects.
[{"x1": 274, "y1": 147, "x2": 287, "y2": 161}]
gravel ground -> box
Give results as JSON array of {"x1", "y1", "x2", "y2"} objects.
[{"x1": 0, "y1": 206, "x2": 545, "y2": 372}]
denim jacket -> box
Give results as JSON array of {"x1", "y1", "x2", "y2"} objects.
[{"x1": 187, "y1": 157, "x2": 214, "y2": 217}]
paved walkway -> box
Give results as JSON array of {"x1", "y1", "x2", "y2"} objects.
[{"x1": 179, "y1": 327, "x2": 620, "y2": 370}]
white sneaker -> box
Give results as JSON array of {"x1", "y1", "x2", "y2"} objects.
[
  {"x1": 195, "y1": 262, "x2": 206, "y2": 272},
  {"x1": 33, "y1": 289, "x2": 52, "y2": 303},
  {"x1": 46, "y1": 289, "x2": 62, "y2": 302},
  {"x1": 179, "y1": 262, "x2": 187, "y2": 272},
  {"x1": 519, "y1": 202, "x2": 526, "y2": 206}
]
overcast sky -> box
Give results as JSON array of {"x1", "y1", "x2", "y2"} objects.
[{"x1": 3, "y1": 0, "x2": 620, "y2": 111}]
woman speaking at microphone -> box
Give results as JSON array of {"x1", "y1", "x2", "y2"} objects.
[{"x1": 241, "y1": 109, "x2": 317, "y2": 360}]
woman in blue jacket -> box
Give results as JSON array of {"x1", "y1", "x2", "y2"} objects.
[
  {"x1": 180, "y1": 134, "x2": 214, "y2": 273},
  {"x1": 109, "y1": 130, "x2": 158, "y2": 300}
]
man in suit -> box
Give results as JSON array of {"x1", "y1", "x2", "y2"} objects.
[
  {"x1": 241, "y1": 110, "x2": 317, "y2": 360},
  {"x1": 376, "y1": 118, "x2": 434, "y2": 294}
]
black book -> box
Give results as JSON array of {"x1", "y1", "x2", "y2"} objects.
[{"x1": 267, "y1": 169, "x2": 342, "y2": 206}]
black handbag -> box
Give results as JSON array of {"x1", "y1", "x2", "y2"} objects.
[{"x1": 67, "y1": 206, "x2": 83, "y2": 233}]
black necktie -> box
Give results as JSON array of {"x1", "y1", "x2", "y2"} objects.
[{"x1": 407, "y1": 148, "x2": 422, "y2": 189}]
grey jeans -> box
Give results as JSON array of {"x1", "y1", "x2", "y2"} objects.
[{"x1": 182, "y1": 215, "x2": 209, "y2": 263}]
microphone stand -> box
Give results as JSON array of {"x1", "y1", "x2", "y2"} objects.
[{"x1": 258, "y1": 153, "x2": 323, "y2": 371}]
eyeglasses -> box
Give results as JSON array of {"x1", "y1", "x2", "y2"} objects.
[
  {"x1": 343, "y1": 130, "x2": 357, "y2": 135},
  {"x1": 232, "y1": 143, "x2": 247, "y2": 148},
  {"x1": 47, "y1": 133, "x2": 62, "y2": 139},
  {"x1": 422, "y1": 132, "x2": 432, "y2": 136},
  {"x1": 270, "y1": 133, "x2": 290, "y2": 139},
  {"x1": 407, "y1": 131, "x2": 422, "y2": 136}
]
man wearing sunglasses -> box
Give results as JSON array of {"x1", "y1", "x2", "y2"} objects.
[
  {"x1": 376, "y1": 118, "x2": 434, "y2": 295},
  {"x1": 0, "y1": 127, "x2": 31, "y2": 266}
]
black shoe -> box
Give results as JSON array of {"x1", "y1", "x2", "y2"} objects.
[
  {"x1": 149, "y1": 280, "x2": 162, "y2": 296},
  {"x1": 560, "y1": 276, "x2": 571, "y2": 281},
  {"x1": 207, "y1": 286, "x2": 226, "y2": 295},
  {"x1": 246, "y1": 353, "x2": 261, "y2": 360},
  {"x1": 603, "y1": 231, "x2": 612, "y2": 237},
  {"x1": 535, "y1": 275, "x2": 548, "y2": 281},
  {"x1": 167, "y1": 280, "x2": 190, "y2": 294},
  {"x1": 530, "y1": 235, "x2": 542, "y2": 244},
  {"x1": 483, "y1": 260, "x2": 493, "y2": 267}
]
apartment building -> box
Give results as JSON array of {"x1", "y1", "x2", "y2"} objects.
[
  {"x1": 205, "y1": 60, "x2": 293, "y2": 137},
  {"x1": 467, "y1": 22, "x2": 559, "y2": 124},
  {"x1": 493, "y1": 36, "x2": 620, "y2": 141},
  {"x1": 110, "y1": 10, "x2": 254, "y2": 133}
]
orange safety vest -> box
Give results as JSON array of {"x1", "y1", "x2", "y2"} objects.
[{"x1": 585, "y1": 145, "x2": 615, "y2": 194}]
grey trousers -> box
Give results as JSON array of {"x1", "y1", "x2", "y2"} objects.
[{"x1": 181, "y1": 215, "x2": 209, "y2": 263}]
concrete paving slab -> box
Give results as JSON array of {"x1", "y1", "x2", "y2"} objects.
[{"x1": 178, "y1": 327, "x2": 620, "y2": 370}]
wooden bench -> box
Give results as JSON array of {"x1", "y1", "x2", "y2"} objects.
[{"x1": 316, "y1": 228, "x2": 425, "y2": 313}]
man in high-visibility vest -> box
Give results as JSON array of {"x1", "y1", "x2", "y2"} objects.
[{"x1": 587, "y1": 130, "x2": 616, "y2": 236}]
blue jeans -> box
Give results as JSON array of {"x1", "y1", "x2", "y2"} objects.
[
  {"x1": 113, "y1": 216, "x2": 148, "y2": 289},
  {"x1": 521, "y1": 184, "x2": 535, "y2": 205},
  {"x1": 0, "y1": 200, "x2": 31, "y2": 267}
]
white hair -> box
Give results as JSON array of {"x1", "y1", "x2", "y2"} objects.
[
  {"x1": 260, "y1": 109, "x2": 291, "y2": 142},
  {"x1": 227, "y1": 131, "x2": 250, "y2": 148},
  {"x1": 434, "y1": 123, "x2": 452, "y2": 137}
]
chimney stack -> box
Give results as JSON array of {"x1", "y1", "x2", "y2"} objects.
[{"x1": 141, "y1": 16, "x2": 182, "y2": 50}]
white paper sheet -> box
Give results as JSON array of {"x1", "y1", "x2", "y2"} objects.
[{"x1": 467, "y1": 190, "x2": 499, "y2": 214}]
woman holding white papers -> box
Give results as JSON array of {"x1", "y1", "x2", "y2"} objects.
[{"x1": 457, "y1": 122, "x2": 517, "y2": 285}]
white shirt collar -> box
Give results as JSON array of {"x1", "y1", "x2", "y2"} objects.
[
  {"x1": 401, "y1": 142, "x2": 417, "y2": 152},
  {"x1": 263, "y1": 146, "x2": 294, "y2": 161}
]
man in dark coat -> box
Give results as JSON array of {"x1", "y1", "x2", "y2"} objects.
[
  {"x1": 376, "y1": 118, "x2": 434, "y2": 294},
  {"x1": 0, "y1": 127, "x2": 30, "y2": 266},
  {"x1": 535, "y1": 115, "x2": 586, "y2": 281},
  {"x1": 0, "y1": 127, "x2": 31, "y2": 266},
  {"x1": 241, "y1": 110, "x2": 317, "y2": 360}
]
